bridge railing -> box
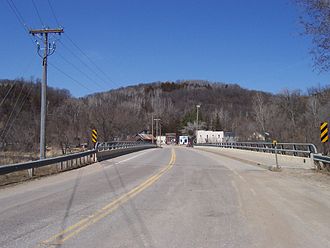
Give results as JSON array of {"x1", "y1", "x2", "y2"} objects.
[
  {"x1": 195, "y1": 142, "x2": 318, "y2": 157},
  {"x1": 96, "y1": 141, "x2": 154, "y2": 151},
  {"x1": 0, "y1": 141, "x2": 156, "y2": 178},
  {"x1": 313, "y1": 153, "x2": 330, "y2": 166},
  {"x1": 0, "y1": 150, "x2": 96, "y2": 177},
  {"x1": 96, "y1": 141, "x2": 157, "y2": 161},
  {"x1": 195, "y1": 142, "x2": 330, "y2": 169}
]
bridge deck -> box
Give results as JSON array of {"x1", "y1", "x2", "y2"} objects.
[{"x1": 0, "y1": 146, "x2": 329, "y2": 248}]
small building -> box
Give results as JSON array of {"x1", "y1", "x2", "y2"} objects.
[
  {"x1": 156, "y1": 136, "x2": 166, "y2": 145},
  {"x1": 196, "y1": 130, "x2": 235, "y2": 144},
  {"x1": 179, "y1": 135, "x2": 189, "y2": 145},
  {"x1": 136, "y1": 132, "x2": 155, "y2": 143},
  {"x1": 165, "y1": 133, "x2": 176, "y2": 145},
  {"x1": 249, "y1": 132, "x2": 266, "y2": 141}
]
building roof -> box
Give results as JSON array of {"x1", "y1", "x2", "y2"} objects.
[{"x1": 137, "y1": 133, "x2": 155, "y2": 141}]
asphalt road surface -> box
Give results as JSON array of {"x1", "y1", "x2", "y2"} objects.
[{"x1": 0, "y1": 146, "x2": 329, "y2": 248}]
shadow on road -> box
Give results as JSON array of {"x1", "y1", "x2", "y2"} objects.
[
  {"x1": 55, "y1": 169, "x2": 84, "y2": 247},
  {"x1": 100, "y1": 161, "x2": 156, "y2": 248}
]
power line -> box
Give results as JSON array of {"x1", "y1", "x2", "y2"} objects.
[
  {"x1": 48, "y1": 62, "x2": 93, "y2": 92},
  {"x1": 6, "y1": 0, "x2": 30, "y2": 33},
  {"x1": 0, "y1": 54, "x2": 38, "y2": 107},
  {"x1": 0, "y1": 53, "x2": 34, "y2": 107},
  {"x1": 0, "y1": 86, "x2": 33, "y2": 143},
  {"x1": 0, "y1": 84, "x2": 25, "y2": 141},
  {"x1": 47, "y1": 0, "x2": 61, "y2": 27},
  {"x1": 31, "y1": 0, "x2": 44, "y2": 27},
  {"x1": 8, "y1": 0, "x2": 119, "y2": 92},
  {"x1": 57, "y1": 51, "x2": 104, "y2": 90},
  {"x1": 64, "y1": 34, "x2": 120, "y2": 88},
  {"x1": 0, "y1": 84, "x2": 15, "y2": 107},
  {"x1": 58, "y1": 40, "x2": 111, "y2": 88}
]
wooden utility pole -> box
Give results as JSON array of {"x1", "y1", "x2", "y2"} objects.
[
  {"x1": 30, "y1": 28, "x2": 64, "y2": 159},
  {"x1": 151, "y1": 114, "x2": 154, "y2": 144},
  {"x1": 154, "y1": 119, "x2": 161, "y2": 146}
]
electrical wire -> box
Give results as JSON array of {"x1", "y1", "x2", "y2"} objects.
[
  {"x1": 0, "y1": 86, "x2": 33, "y2": 142},
  {"x1": 47, "y1": 0, "x2": 61, "y2": 27},
  {"x1": 7, "y1": 0, "x2": 114, "y2": 95},
  {"x1": 58, "y1": 40, "x2": 110, "y2": 86},
  {"x1": 31, "y1": 0, "x2": 44, "y2": 27},
  {"x1": 5, "y1": 0, "x2": 37, "y2": 45},
  {"x1": 0, "y1": 53, "x2": 38, "y2": 108},
  {"x1": 48, "y1": 62, "x2": 93, "y2": 92},
  {"x1": 6, "y1": 0, "x2": 30, "y2": 32},
  {"x1": 64, "y1": 34, "x2": 120, "y2": 88},
  {"x1": 57, "y1": 52, "x2": 104, "y2": 91},
  {"x1": 7, "y1": 0, "x2": 120, "y2": 93},
  {"x1": 0, "y1": 84, "x2": 16, "y2": 107},
  {"x1": 0, "y1": 84, "x2": 25, "y2": 141}
]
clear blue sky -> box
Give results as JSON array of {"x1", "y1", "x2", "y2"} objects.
[{"x1": 1, "y1": 0, "x2": 329, "y2": 97}]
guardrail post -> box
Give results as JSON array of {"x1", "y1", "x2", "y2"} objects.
[
  {"x1": 293, "y1": 145, "x2": 298, "y2": 156},
  {"x1": 27, "y1": 168, "x2": 34, "y2": 178},
  {"x1": 274, "y1": 145, "x2": 280, "y2": 170},
  {"x1": 310, "y1": 153, "x2": 316, "y2": 169}
]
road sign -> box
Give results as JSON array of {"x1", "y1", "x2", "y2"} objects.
[
  {"x1": 272, "y1": 140, "x2": 277, "y2": 146},
  {"x1": 320, "y1": 122, "x2": 328, "y2": 143},
  {"x1": 91, "y1": 129, "x2": 98, "y2": 143}
]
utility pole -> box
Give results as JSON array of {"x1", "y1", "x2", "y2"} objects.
[
  {"x1": 196, "y1": 104, "x2": 201, "y2": 130},
  {"x1": 154, "y1": 118, "x2": 161, "y2": 146},
  {"x1": 195, "y1": 104, "x2": 201, "y2": 144},
  {"x1": 30, "y1": 28, "x2": 64, "y2": 159},
  {"x1": 159, "y1": 122, "x2": 162, "y2": 147},
  {"x1": 151, "y1": 114, "x2": 154, "y2": 144}
]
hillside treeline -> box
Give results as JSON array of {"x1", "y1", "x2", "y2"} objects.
[{"x1": 0, "y1": 79, "x2": 329, "y2": 154}]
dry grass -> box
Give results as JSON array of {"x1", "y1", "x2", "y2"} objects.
[{"x1": 0, "y1": 148, "x2": 92, "y2": 187}]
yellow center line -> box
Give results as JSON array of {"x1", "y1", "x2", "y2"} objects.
[{"x1": 39, "y1": 148, "x2": 176, "y2": 246}]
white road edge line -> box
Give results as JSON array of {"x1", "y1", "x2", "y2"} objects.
[{"x1": 114, "y1": 149, "x2": 153, "y2": 165}]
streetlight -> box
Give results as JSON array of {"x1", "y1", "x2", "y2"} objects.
[
  {"x1": 195, "y1": 105, "x2": 201, "y2": 144},
  {"x1": 196, "y1": 105, "x2": 201, "y2": 130}
]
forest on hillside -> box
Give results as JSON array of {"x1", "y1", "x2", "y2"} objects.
[{"x1": 0, "y1": 79, "x2": 330, "y2": 157}]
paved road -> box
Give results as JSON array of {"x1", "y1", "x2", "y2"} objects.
[{"x1": 0, "y1": 146, "x2": 329, "y2": 248}]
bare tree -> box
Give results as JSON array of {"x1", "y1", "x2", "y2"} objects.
[
  {"x1": 252, "y1": 92, "x2": 269, "y2": 134},
  {"x1": 296, "y1": 0, "x2": 330, "y2": 71}
]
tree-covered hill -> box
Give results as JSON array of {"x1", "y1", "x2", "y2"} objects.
[{"x1": 1, "y1": 79, "x2": 329, "y2": 155}]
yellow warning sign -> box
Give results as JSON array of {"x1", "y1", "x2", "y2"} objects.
[
  {"x1": 91, "y1": 129, "x2": 98, "y2": 143},
  {"x1": 320, "y1": 122, "x2": 328, "y2": 143}
]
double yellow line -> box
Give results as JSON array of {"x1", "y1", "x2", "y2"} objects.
[{"x1": 40, "y1": 148, "x2": 176, "y2": 246}]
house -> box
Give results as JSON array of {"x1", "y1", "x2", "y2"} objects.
[
  {"x1": 156, "y1": 136, "x2": 166, "y2": 145},
  {"x1": 196, "y1": 130, "x2": 235, "y2": 144},
  {"x1": 179, "y1": 135, "x2": 189, "y2": 145},
  {"x1": 165, "y1": 133, "x2": 176, "y2": 144},
  {"x1": 135, "y1": 131, "x2": 155, "y2": 143}
]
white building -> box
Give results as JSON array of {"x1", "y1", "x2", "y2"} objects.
[
  {"x1": 179, "y1": 136, "x2": 189, "y2": 145},
  {"x1": 196, "y1": 130, "x2": 235, "y2": 144},
  {"x1": 156, "y1": 136, "x2": 166, "y2": 145}
]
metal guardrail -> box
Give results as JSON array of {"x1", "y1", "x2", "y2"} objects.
[
  {"x1": 313, "y1": 154, "x2": 330, "y2": 164},
  {"x1": 0, "y1": 141, "x2": 156, "y2": 177},
  {"x1": 195, "y1": 142, "x2": 318, "y2": 157},
  {"x1": 0, "y1": 150, "x2": 96, "y2": 176},
  {"x1": 96, "y1": 141, "x2": 154, "y2": 151},
  {"x1": 96, "y1": 142, "x2": 157, "y2": 161}
]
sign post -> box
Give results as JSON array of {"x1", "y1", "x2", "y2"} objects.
[
  {"x1": 273, "y1": 140, "x2": 279, "y2": 170},
  {"x1": 91, "y1": 129, "x2": 98, "y2": 162}
]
